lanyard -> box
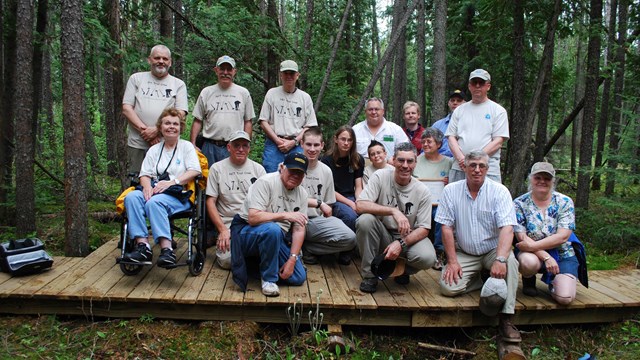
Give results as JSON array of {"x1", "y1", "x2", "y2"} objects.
[{"x1": 156, "y1": 142, "x2": 177, "y2": 177}]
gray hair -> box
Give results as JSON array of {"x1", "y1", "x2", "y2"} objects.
[
  {"x1": 149, "y1": 44, "x2": 171, "y2": 58},
  {"x1": 365, "y1": 97, "x2": 385, "y2": 110},
  {"x1": 464, "y1": 150, "x2": 489, "y2": 166},
  {"x1": 393, "y1": 142, "x2": 417, "y2": 158},
  {"x1": 421, "y1": 127, "x2": 444, "y2": 144}
]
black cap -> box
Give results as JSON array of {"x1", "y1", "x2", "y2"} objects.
[
  {"x1": 371, "y1": 254, "x2": 396, "y2": 280},
  {"x1": 449, "y1": 89, "x2": 466, "y2": 100},
  {"x1": 283, "y1": 152, "x2": 308, "y2": 173}
]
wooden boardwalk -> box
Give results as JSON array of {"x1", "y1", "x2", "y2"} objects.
[{"x1": 1, "y1": 239, "x2": 639, "y2": 327}]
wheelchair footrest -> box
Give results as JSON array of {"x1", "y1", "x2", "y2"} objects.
[{"x1": 117, "y1": 258, "x2": 152, "y2": 266}]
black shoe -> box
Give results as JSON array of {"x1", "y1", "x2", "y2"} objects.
[
  {"x1": 359, "y1": 277, "x2": 378, "y2": 293},
  {"x1": 522, "y1": 275, "x2": 538, "y2": 296},
  {"x1": 337, "y1": 251, "x2": 352, "y2": 265},
  {"x1": 302, "y1": 252, "x2": 319, "y2": 265},
  {"x1": 124, "y1": 243, "x2": 152, "y2": 263},
  {"x1": 394, "y1": 274, "x2": 410, "y2": 285},
  {"x1": 157, "y1": 248, "x2": 177, "y2": 267}
]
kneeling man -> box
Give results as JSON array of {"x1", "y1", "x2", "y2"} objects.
[
  {"x1": 356, "y1": 142, "x2": 437, "y2": 293},
  {"x1": 230, "y1": 153, "x2": 309, "y2": 296},
  {"x1": 435, "y1": 150, "x2": 521, "y2": 342}
]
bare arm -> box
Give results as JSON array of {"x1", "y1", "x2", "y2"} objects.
[
  {"x1": 354, "y1": 177, "x2": 363, "y2": 199},
  {"x1": 335, "y1": 192, "x2": 357, "y2": 211},
  {"x1": 482, "y1": 137, "x2": 506, "y2": 157},
  {"x1": 356, "y1": 199, "x2": 411, "y2": 236},
  {"x1": 190, "y1": 118, "x2": 203, "y2": 146},
  {"x1": 490, "y1": 225, "x2": 514, "y2": 279},
  {"x1": 280, "y1": 223, "x2": 305, "y2": 280},
  {"x1": 441, "y1": 224, "x2": 462, "y2": 285},
  {"x1": 448, "y1": 136, "x2": 465, "y2": 168},
  {"x1": 122, "y1": 104, "x2": 159, "y2": 144},
  {"x1": 244, "y1": 120, "x2": 253, "y2": 138},
  {"x1": 206, "y1": 196, "x2": 231, "y2": 252},
  {"x1": 247, "y1": 208, "x2": 307, "y2": 227}
]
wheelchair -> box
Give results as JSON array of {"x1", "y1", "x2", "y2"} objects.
[{"x1": 115, "y1": 171, "x2": 207, "y2": 277}]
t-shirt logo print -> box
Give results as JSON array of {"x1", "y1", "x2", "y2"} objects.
[
  {"x1": 234, "y1": 101, "x2": 241, "y2": 110},
  {"x1": 404, "y1": 202, "x2": 414, "y2": 215},
  {"x1": 485, "y1": 114, "x2": 491, "y2": 120}
]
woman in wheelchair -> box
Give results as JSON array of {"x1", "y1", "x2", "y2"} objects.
[{"x1": 123, "y1": 108, "x2": 202, "y2": 267}]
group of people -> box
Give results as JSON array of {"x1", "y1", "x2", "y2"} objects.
[{"x1": 119, "y1": 45, "x2": 586, "y2": 344}]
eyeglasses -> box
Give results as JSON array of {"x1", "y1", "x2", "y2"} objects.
[
  {"x1": 366, "y1": 108, "x2": 381, "y2": 112},
  {"x1": 231, "y1": 143, "x2": 250, "y2": 150},
  {"x1": 469, "y1": 79, "x2": 487, "y2": 87},
  {"x1": 467, "y1": 163, "x2": 488, "y2": 169},
  {"x1": 337, "y1": 137, "x2": 353, "y2": 143}
]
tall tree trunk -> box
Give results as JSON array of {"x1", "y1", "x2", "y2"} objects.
[
  {"x1": 42, "y1": 33, "x2": 55, "y2": 153},
  {"x1": 463, "y1": 3, "x2": 478, "y2": 69},
  {"x1": 32, "y1": 0, "x2": 48, "y2": 154},
  {"x1": 592, "y1": 0, "x2": 617, "y2": 190},
  {"x1": 605, "y1": 0, "x2": 628, "y2": 196},
  {"x1": 348, "y1": 0, "x2": 420, "y2": 125},
  {"x1": 392, "y1": 0, "x2": 408, "y2": 125},
  {"x1": 173, "y1": 0, "x2": 184, "y2": 80},
  {"x1": 416, "y1": 0, "x2": 426, "y2": 122},
  {"x1": 300, "y1": 0, "x2": 314, "y2": 90},
  {"x1": 160, "y1": 2, "x2": 172, "y2": 39},
  {"x1": 431, "y1": 0, "x2": 447, "y2": 122},
  {"x1": 265, "y1": 0, "x2": 278, "y2": 91},
  {"x1": 533, "y1": 45, "x2": 554, "y2": 163},
  {"x1": 576, "y1": 0, "x2": 603, "y2": 209},
  {"x1": 507, "y1": 0, "x2": 561, "y2": 196},
  {"x1": 314, "y1": 0, "x2": 352, "y2": 114},
  {"x1": 571, "y1": 14, "x2": 587, "y2": 176},
  {"x1": 506, "y1": 0, "x2": 526, "y2": 186},
  {"x1": 61, "y1": 0, "x2": 89, "y2": 256},
  {"x1": 370, "y1": 0, "x2": 381, "y2": 91},
  {"x1": 14, "y1": 0, "x2": 36, "y2": 237},
  {"x1": 382, "y1": 1, "x2": 402, "y2": 114},
  {"x1": 0, "y1": 0, "x2": 17, "y2": 223}
]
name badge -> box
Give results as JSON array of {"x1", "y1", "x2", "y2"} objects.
[{"x1": 383, "y1": 135, "x2": 394, "y2": 142}]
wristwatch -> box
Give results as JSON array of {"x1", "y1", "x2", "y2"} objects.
[
  {"x1": 316, "y1": 199, "x2": 322, "y2": 208},
  {"x1": 294, "y1": 138, "x2": 300, "y2": 146},
  {"x1": 290, "y1": 253, "x2": 299, "y2": 260},
  {"x1": 495, "y1": 256, "x2": 507, "y2": 264},
  {"x1": 174, "y1": 178, "x2": 181, "y2": 185}
]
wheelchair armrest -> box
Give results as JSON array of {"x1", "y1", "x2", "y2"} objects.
[{"x1": 128, "y1": 172, "x2": 140, "y2": 187}]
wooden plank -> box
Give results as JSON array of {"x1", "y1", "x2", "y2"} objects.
[
  {"x1": 339, "y1": 261, "x2": 377, "y2": 310},
  {"x1": 322, "y1": 260, "x2": 355, "y2": 309},
  {"x1": 239, "y1": 278, "x2": 266, "y2": 306},
  {"x1": 32, "y1": 241, "x2": 118, "y2": 298},
  {"x1": 383, "y1": 276, "x2": 421, "y2": 310},
  {"x1": 305, "y1": 262, "x2": 333, "y2": 306},
  {"x1": 198, "y1": 262, "x2": 233, "y2": 305},
  {"x1": 411, "y1": 270, "x2": 450, "y2": 310},
  {"x1": 125, "y1": 246, "x2": 179, "y2": 302},
  {"x1": 5, "y1": 257, "x2": 73, "y2": 297},
  {"x1": 421, "y1": 268, "x2": 478, "y2": 310},
  {"x1": 599, "y1": 270, "x2": 640, "y2": 298},
  {"x1": 173, "y1": 251, "x2": 215, "y2": 304},
  {"x1": 150, "y1": 246, "x2": 191, "y2": 302},
  {"x1": 103, "y1": 259, "x2": 153, "y2": 300},
  {"x1": 589, "y1": 271, "x2": 640, "y2": 306},
  {"x1": 57, "y1": 247, "x2": 123, "y2": 299},
  {"x1": 585, "y1": 279, "x2": 640, "y2": 306},
  {"x1": 352, "y1": 259, "x2": 398, "y2": 309}
]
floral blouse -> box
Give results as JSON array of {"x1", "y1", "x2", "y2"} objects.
[{"x1": 513, "y1": 191, "x2": 576, "y2": 259}]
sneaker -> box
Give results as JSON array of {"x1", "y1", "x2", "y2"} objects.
[
  {"x1": 522, "y1": 275, "x2": 538, "y2": 296},
  {"x1": 302, "y1": 252, "x2": 319, "y2": 265},
  {"x1": 499, "y1": 316, "x2": 522, "y2": 343},
  {"x1": 359, "y1": 277, "x2": 378, "y2": 293},
  {"x1": 157, "y1": 248, "x2": 177, "y2": 267},
  {"x1": 124, "y1": 243, "x2": 152, "y2": 263},
  {"x1": 431, "y1": 259, "x2": 443, "y2": 271},
  {"x1": 394, "y1": 274, "x2": 410, "y2": 285},
  {"x1": 337, "y1": 251, "x2": 352, "y2": 266},
  {"x1": 261, "y1": 280, "x2": 280, "y2": 297}
]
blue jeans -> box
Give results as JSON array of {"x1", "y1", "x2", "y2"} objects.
[
  {"x1": 124, "y1": 190, "x2": 192, "y2": 243},
  {"x1": 202, "y1": 141, "x2": 230, "y2": 166},
  {"x1": 432, "y1": 207, "x2": 443, "y2": 252},
  {"x1": 233, "y1": 221, "x2": 306, "y2": 285},
  {"x1": 262, "y1": 138, "x2": 303, "y2": 173},
  {"x1": 332, "y1": 195, "x2": 358, "y2": 232}
]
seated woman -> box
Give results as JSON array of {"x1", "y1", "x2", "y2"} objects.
[
  {"x1": 362, "y1": 140, "x2": 394, "y2": 186},
  {"x1": 321, "y1": 125, "x2": 364, "y2": 232},
  {"x1": 123, "y1": 108, "x2": 202, "y2": 267},
  {"x1": 514, "y1": 162, "x2": 582, "y2": 305}
]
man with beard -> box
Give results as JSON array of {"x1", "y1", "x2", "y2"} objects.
[
  {"x1": 123, "y1": 45, "x2": 188, "y2": 173},
  {"x1": 190, "y1": 55, "x2": 255, "y2": 165}
]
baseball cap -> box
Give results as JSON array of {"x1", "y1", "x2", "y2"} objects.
[
  {"x1": 479, "y1": 277, "x2": 508, "y2": 316},
  {"x1": 283, "y1": 152, "x2": 308, "y2": 173},
  {"x1": 530, "y1": 162, "x2": 555, "y2": 177},
  {"x1": 449, "y1": 89, "x2": 466, "y2": 99},
  {"x1": 371, "y1": 254, "x2": 396, "y2": 280},
  {"x1": 216, "y1": 55, "x2": 236, "y2": 68},
  {"x1": 227, "y1": 130, "x2": 251, "y2": 143},
  {"x1": 469, "y1": 69, "x2": 491, "y2": 81},
  {"x1": 280, "y1": 60, "x2": 299, "y2": 72}
]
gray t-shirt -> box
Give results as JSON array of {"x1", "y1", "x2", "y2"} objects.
[
  {"x1": 258, "y1": 86, "x2": 317, "y2": 136},
  {"x1": 206, "y1": 158, "x2": 266, "y2": 227},
  {"x1": 302, "y1": 162, "x2": 337, "y2": 218},
  {"x1": 192, "y1": 83, "x2": 255, "y2": 141},
  {"x1": 363, "y1": 164, "x2": 394, "y2": 186},
  {"x1": 413, "y1": 156, "x2": 453, "y2": 179},
  {"x1": 359, "y1": 169, "x2": 432, "y2": 236},
  {"x1": 123, "y1": 72, "x2": 188, "y2": 149},
  {"x1": 239, "y1": 172, "x2": 309, "y2": 232}
]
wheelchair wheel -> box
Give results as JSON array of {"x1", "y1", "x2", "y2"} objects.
[
  {"x1": 189, "y1": 250, "x2": 205, "y2": 276},
  {"x1": 120, "y1": 262, "x2": 143, "y2": 276}
]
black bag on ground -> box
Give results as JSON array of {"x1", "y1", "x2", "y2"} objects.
[{"x1": 0, "y1": 238, "x2": 53, "y2": 276}]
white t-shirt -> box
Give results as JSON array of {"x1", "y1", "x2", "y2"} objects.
[
  {"x1": 123, "y1": 72, "x2": 188, "y2": 149},
  {"x1": 206, "y1": 158, "x2": 266, "y2": 227},
  {"x1": 302, "y1": 162, "x2": 337, "y2": 218},
  {"x1": 353, "y1": 119, "x2": 409, "y2": 159},
  {"x1": 239, "y1": 172, "x2": 309, "y2": 232},
  {"x1": 445, "y1": 99, "x2": 509, "y2": 176},
  {"x1": 139, "y1": 139, "x2": 201, "y2": 180},
  {"x1": 258, "y1": 86, "x2": 317, "y2": 136},
  {"x1": 363, "y1": 164, "x2": 394, "y2": 186},
  {"x1": 192, "y1": 83, "x2": 255, "y2": 141},
  {"x1": 359, "y1": 169, "x2": 432, "y2": 236}
]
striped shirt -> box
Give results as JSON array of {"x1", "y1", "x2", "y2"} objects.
[{"x1": 435, "y1": 178, "x2": 516, "y2": 255}]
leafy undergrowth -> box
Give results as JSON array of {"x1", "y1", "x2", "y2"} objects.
[{"x1": 2, "y1": 314, "x2": 640, "y2": 359}]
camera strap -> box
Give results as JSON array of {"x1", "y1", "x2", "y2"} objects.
[{"x1": 156, "y1": 142, "x2": 177, "y2": 178}]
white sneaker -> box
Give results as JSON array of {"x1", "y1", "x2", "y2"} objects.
[{"x1": 261, "y1": 280, "x2": 280, "y2": 296}]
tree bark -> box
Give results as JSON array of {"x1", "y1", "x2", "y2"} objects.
[
  {"x1": 571, "y1": 13, "x2": 587, "y2": 176},
  {"x1": 576, "y1": 0, "x2": 602, "y2": 209},
  {"x1": 392, "y1": 0, "x2": 408, "y2": 125},
  {"x1": 173, "y1": 0, "x2": 184, "y2": 80},
  {"x1": 592, "y1": 0, "x2": 617, "y2": 190},
  {"x1": 370, "y1": 0, "x2": 381, "y2": 91},
  {"x1": 314, "y1": 0, "x2": 352, "y2": 114},
  {"x1": 533, "y1": 45, "x2": 554, "y2": 163},
  {"x1": 61, "y1": 0, "x2": 89, "y2": 256},
  {"x1": 160, "y1": 1, "x2": 172, "y2": 39},
  {"x1": 14, "y1": 0, "x2": 36, "y2": 237},
  {"x1": 431, "y1": 0, "x2": 447, "y2": 122},
  {"x1": 32, "y1": 0, "x2": 48, "y2": 154},
  {"x1": 506, "y1": 0, "x2": 526, "y2": 188},
  {"x1": 605, "y1": 0, "x2": 628, "y2": 196},
  {"x1": 299, "y1": 0, "x2": 314, "y2": 90},
  {"x1": 348, "y1": 0, "x2": 420, "y2": 125}
]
